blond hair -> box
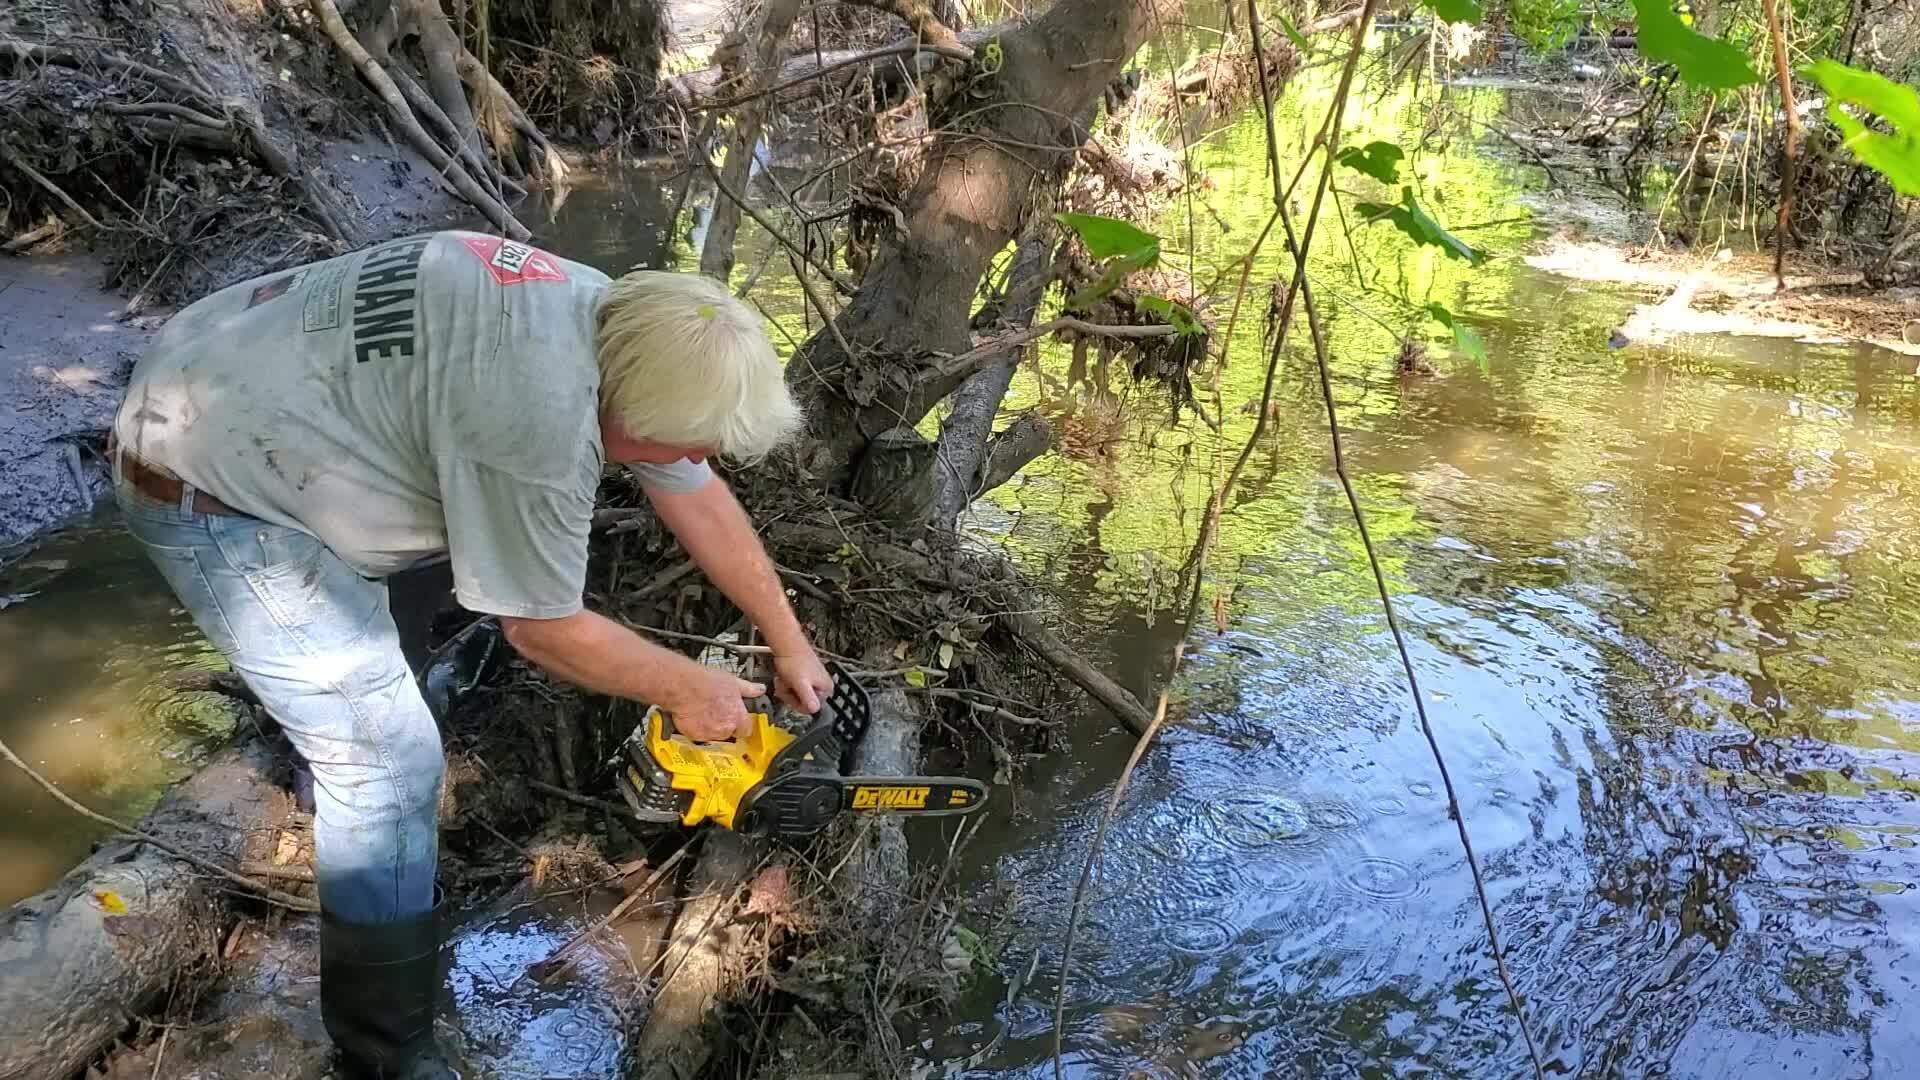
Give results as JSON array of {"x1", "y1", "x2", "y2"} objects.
[{"x1": 595, "y1": 271, "x2": 803, "y2": 460}]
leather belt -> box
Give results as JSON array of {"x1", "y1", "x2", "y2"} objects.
[{"x1": 107, "y1": 434, "x2": 243, "y2": 516}]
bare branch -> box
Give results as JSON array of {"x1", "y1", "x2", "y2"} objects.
[
  {"x1": 976, "y1": 413, "x2": 1052, "y2": 495},
  {"x1": 701, "y1": 0, "x2": 805, "y2": 281},
  {"x1": 928, "y1": 318, "x2": 1176, "y2": 380},
  {"x1": 686, "y1": 41, "x2": 975, "y2": 113},
  {"x1": 706, "y1": 153, "x2": 856, "y2": 295}
]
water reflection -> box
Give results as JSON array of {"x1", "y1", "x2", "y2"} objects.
[
  {"x1": 0, "y1": 519, "x2": 228, "y2": 905},
  {"x1": 925, "y1": 70, "x2": 1920, "y2": 1080}
]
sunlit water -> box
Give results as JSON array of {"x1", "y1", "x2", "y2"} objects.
[
  {"x1": 4, "y1": 48, "x2": 1917, "y2": 1080},
  {"x1": 912, "y1": 72, "x2": 1920, "y2": 1079}
]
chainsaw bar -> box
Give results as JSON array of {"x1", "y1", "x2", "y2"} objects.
[{"x1": 733, "y1": 771, "x2": 988, "y2": 836}]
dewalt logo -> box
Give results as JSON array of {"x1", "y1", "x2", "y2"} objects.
[{"x1": 852, "y1": 785, "x2": 930, "y2": 810}]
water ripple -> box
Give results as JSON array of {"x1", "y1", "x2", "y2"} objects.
[
  {"x1": 1162, "y1": 915, "x2": 1239, "y2": 956},
  {"x1": 1339, "y1": 856, "x2": 1426, "y2": 903}
]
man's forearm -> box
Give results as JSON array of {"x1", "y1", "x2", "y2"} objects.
[
  {"x1": 647, "y1": 477, "x2": 809, "y2": 653},
  {"x1": 500, "y1": 608, "x2": 695, "y2": 701}
]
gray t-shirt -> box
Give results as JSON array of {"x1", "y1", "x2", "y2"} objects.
[{"x1": 114, "y1": 231, "x2": 711, "y2": 618}]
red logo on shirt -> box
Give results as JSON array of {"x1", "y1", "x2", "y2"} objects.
[{"x1": 459, "y1": 236, "x2": 570, "y2": 286}]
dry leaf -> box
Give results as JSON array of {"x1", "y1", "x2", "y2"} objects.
[
  {"x1": 1212, "y1": 591, "x2": 1230, "y2": 634},
  {"x1": 937, "y1": 642, "x2": 954, "y2": 669},
  {"x1": 893, "y1": 640, "x2": 910, "y2": 661},
  {"x1": 92, "y1": 889, "x2": 129, "y2": 915}
]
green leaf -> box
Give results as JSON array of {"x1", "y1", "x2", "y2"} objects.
[
  {"x1": 1427, "y1": 303, "x2": 1490, "y2": 366},
  {"x1": 1054, "y1": 212, "x2": 1159, "y2": 261},
  {"x1": 1355, "y1": 187, "x2": 1488, "y2": 266},
  {"x1": 1136, "y1": 294, "x2": 1204, "y2": 336},
  {"x1": 904, "y1": 668, "x2": 927, "y2": 688},
  {"x1": 1276, "y1": 14, "x2": 1311, "y2": 54},
  {"x1": 1631, "y1": 0, "x2": 1760, "y2": 91},
  {"x1": 1055, "y1": 212, "x2": 1160, "y2": 310},
  {"x1": 1803, "y1": 60, "x2": 1920, "y2": 196},
  {"x1": 1335, "y1": 140, "x2": 1405, "y2": 185},
  {"x1": 1420, "y1": 0, "x2": 1485, "y2": 24}
]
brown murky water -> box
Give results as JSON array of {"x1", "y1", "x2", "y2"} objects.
[{"x1": 6, "y1": 62, "x2": 1920, "y2": 1080}]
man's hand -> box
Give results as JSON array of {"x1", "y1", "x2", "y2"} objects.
[
  {"x1": 772, "y1": 647, "x2": 833, "y2": 714},
  {"x1": 664, "y1": 662, "x2": 767, "y2": 741}
]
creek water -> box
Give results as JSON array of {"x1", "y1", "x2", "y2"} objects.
[{"x1": 3, "y1": 53, "x2": 1918, "y2": 1080}]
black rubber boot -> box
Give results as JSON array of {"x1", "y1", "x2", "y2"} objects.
[{"x1": 321, "y1": 895, "x2": 459, "y2": 1079}]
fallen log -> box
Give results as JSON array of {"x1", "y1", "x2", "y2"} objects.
[{"x1": 0, "y1": 738, "x2": 293, "y2": 1080}]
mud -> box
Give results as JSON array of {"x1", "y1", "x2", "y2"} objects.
[{"x1": 0, "y1": 255, "x2": 148, "y2": 555}]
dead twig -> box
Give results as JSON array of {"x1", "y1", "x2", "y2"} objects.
[
  {"x1": 630, "y1": 622, "x2": 773, "y2": 655},
  {"x1": 913, "y1": 687, "x2": 1052, "y2": 726},
  {"x1": 527, "y1": 778, "x2": 631, "y2": 816},
  {"x1": 472, "y1": 815, "x2": 535, "y2": 862},
  {"x1": 0, "y1": 143, "x2": 103, "y2": 229},
  {"x1": 239, "y1": 862, "x2": 316, "y2": 883},
  {"x1": 0, "y1": 736, "x2": 319, "y2": 912},
  {"x1": 304, "y1": 0, "x2": 528, "y2": 238},
  {"x1": 149, "y1": 1028, "x2": 170, "y2": 1080},
  {"x1": 4, "y1": 219, "x2": 62, "y2": 253},
  {"x1": 700, "y1": 157, "x2": 855, "y2": 296}
]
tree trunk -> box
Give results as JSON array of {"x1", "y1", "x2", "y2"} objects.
[
  {"x1": 699, "y1": 0, "x2": 806, "y2": 281},
  {"x1": 786, "y1": 0, "x2": 1175, "y2": 493},
  {"x1": 1762, "y1": 0, "x2": 1802, "y2": 290},
  {"x1": 0, "y1": 740, "x2": 291, "y2": 1080},
  {"x1": 933, "y1": 224, "x2": 1058, "y2": 525}
]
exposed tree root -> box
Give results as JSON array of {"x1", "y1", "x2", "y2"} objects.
[{"x1": 305, "y1": 0, "x2": 530, "y2": 239}]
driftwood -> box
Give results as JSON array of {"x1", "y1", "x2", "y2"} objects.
[{"x1": 0, "y1": 739, "x2": 293, "y2": 1080}]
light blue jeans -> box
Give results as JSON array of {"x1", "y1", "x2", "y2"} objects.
[{"x1": 116, "y1": 481, "x2": 442, "y2": 924}]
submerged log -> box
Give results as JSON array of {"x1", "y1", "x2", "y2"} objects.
[{"x1": 0, "y1": 739, "x2": 292, "y2": 1080}]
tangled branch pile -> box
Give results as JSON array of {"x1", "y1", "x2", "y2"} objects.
[{"x1": 1, "y1": 0, "x2": 661, "y2": 302}]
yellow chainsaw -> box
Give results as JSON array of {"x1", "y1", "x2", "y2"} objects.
[{"x1": 615, "y1": 662, "x2": 988, "y2": 836}]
